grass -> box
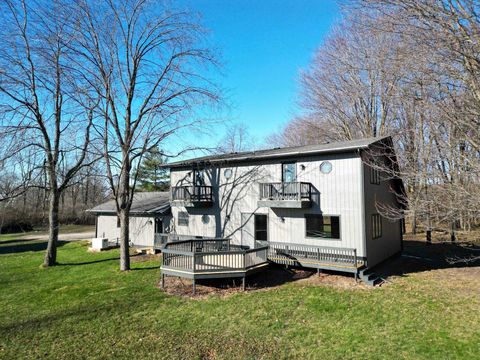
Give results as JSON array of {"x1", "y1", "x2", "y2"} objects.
[{"x1": 0, "y1": 233, "x2": 479, "y2": 359}]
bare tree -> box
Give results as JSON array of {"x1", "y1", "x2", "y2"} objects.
[
  {"x1": 272, "y1": 2, "x2": 480, "y2": 238},
  {"x1": 0, "y1": 0, "x2": 97, "y2": 266},
  {"x1": 216, "y1": 123, "x2": 254, "y2": 153},
  {"x1": 75, "y1": 0, "x2": 219, "y2": 270}
]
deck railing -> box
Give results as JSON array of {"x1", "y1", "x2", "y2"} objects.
[
  {"x1": 259, "y1": 182, "x2": 312, "y2": 201},
  {"x1": 154, "y1": 233, "x2": 207, "y2": 248},
  {"x1": 267, "y1": 241, "x2": 359, "y2": 271},
  {"x1": 171, "y1": 185, "x2": 213, "y2": 202},
  {"x1": 162, "y1": 239, "x2": 268, "y2": 273}
]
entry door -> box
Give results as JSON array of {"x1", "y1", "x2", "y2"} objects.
[
  {"x1": 154, "y1": 218, "x2": 163, "y2": 234},
  {"x1": 254, "y1": 214, "x2": 268, "y2": 248}
]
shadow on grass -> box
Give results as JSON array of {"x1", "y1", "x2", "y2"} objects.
[
  {"x1": 0, "y1": 240, "x2": 69, "y2": 255},
  {"x1": 0, "y1": 238, "x2": 39, "y2": 245},
  {"x1": 375, "y1": 239, "x2": 480, "y2": 279},
  {"x1": 132, "y1": 266, "x2": 160, "y2": 271},
  {"x1": 58, "y1": 257, "x2": 120, "y2": 266}
]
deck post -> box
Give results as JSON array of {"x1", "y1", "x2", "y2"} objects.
[
  {"x1": 242, "y1": 276, "x2": 246, "y2": 291},
  {"x1": 192, "y1": 279, "x2": 196, "y2": 295},
  {"x1": 354, "y1": 249, "x2": 358, "y2": 283},
  {"x1": 285, "y1": 245, "x2": 289, "y2": 269},
  {"x1": 161, "y1": 273, "x2": 165, "y2": 289}
]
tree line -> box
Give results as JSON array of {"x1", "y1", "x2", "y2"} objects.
[{"x1": 269, "y1": 0, "x2": 480, "y2": 239}]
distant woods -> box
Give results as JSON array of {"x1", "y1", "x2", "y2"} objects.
[
  {"x1": 0, "y1": 166, "x2": 107, "y2": 233},
  {"x1": 270, "y1": 0, "x2": 480, "y2": 235}
]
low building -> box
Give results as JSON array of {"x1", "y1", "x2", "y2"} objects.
[{"x1": 88, "y1": 192, "x2": 171, "y2": 249}]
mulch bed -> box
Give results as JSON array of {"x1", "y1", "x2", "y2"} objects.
[{"x1": 158, "y1": 266, "x2": 368, "y2": 298}]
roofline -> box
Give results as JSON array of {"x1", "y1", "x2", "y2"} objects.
[
  {"x1": 163, "y1": 136, "x2": 391, "y2": 169},
  {"x1": 87, "y1": 209, "x2": 170, "y2": 216}
]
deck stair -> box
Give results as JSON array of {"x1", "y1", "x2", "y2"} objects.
[{"x1": 358, "y1": 268, "x2": 384, "y2": 286}]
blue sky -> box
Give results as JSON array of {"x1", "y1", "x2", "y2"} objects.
[{"x1": 176, "y1": 0, "x2": 340, "y2": 150}]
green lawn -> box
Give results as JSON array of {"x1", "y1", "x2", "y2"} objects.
[{"x1": 0, "y1": 234, "x2": 478, "y2": 359}]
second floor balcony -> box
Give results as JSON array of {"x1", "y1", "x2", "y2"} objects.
[
  {"x1": 258, "y1": 182, "x2": 312, "y2": 208},
  {"x1": 171, "y1": 185, "x2": 213, "y2": 207}
]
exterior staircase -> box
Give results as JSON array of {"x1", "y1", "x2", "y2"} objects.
[{"x1": 358, "y1": 268, "x2": 384, "y2": 286}]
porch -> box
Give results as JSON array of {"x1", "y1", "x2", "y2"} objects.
[
  {"x1": 171, "y1": 185, "x2": 213, "y2": 207},
  {"x1": 258, "y1": 182, "x2": 312, "y2": 208}
]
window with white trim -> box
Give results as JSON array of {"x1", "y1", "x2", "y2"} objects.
[
  {"x1": 370, "y1": 166, "x2": 380, "y2": 185},
  {"x1": 178, "y1": 211, "x2": 189, "y2": 226},
  {"x1": 305, "y1": 215, "x2": 340, "y2": 239},
  {"x1": 372, "y1": 214, "x2": 382, "y2": 239}
]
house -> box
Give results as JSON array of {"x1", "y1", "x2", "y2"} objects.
[
  {"x1": 87, "y1": 192, "x2": 171, "y2": 249},
  {"x1": 161, "y1": 136, "x2": 405, "y2": 286}
]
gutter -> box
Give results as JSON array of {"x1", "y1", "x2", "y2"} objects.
[{"x1": 163, "y1": 144, "x2": 376, "y2": 169}]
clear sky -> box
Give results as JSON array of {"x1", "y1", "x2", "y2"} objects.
[{"x1": 175, "y1": 0, "x2": 341, "y2": 150}]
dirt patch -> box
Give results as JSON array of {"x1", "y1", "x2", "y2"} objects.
[
  {"x1": 297, "y1": 271, "x2": 371, "y2": 290},
  {"x1": 130, "y1": 253, "x2": 161, "y2": 263},
  {"x1": 159, "y1": 266, "x2": 367, "y2": 299}
]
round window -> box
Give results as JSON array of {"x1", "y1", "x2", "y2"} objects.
[
  {"x1": 320, "y1": 161, "x2": 332, "y2": 174},
  {"x1": 224, "y1": 168, "x2": 233, "y2": 179},
  {"x1": 202, "y1": 214, "x2": 210, "y2": 224}
]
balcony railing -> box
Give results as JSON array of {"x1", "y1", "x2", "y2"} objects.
[
  {"x1": 171, "y1": 185, "x2": 213, "y2": 204},
  {"x1": 259, "y1": 182, "x2": 312, "y2": 201}
]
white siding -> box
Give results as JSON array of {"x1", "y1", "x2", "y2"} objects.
[
  {"x1": 170, "y1": 152, "x2": 367, "y2": 257},
  {"x1": 96, "y1": 214, "x2": 171, "y2": 248}
]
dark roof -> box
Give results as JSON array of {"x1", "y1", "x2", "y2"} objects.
[
  {"x1": 87, "y1": 192, "x2": 170, "y2": 215},
  {"x1": 164, "y1": 136, "x2": 390, "y2": 168}
]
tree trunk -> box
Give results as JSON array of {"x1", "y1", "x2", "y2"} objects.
[
  {"x1": 119, "y1": 207, "x2": 130, "y2": 271},
  {"x1": 118, "y1": 156, "x2": 131, "y2": 271},
  {"x1": 43, "y1": 190, "x2": 60, "y2": 267},
  {"x1": 411, "y1": 209, "x2": 417, "y2": 235}
]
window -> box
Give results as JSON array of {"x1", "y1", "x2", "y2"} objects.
[
  {"x1": 320, "y1": 161, "x2": 332, "y2": 174},
  {"x1": 282, "y1": 162, "x2": 296, "y2": 183},
  {"x1": 254, "y1": 214, "x2": 268, "y2": 241},
  {"x1": 372, "y1": 214, "x2": 382, "y2": 239},
  {"x1": 370, "y1": 166, "x2": 380, "y2": 184},
  {"x1": 194, "y1": 170, "x2": 205, "y2": 186},
  {"x1": 224, "y1": 168, "x2": 233, "y2": 179},
  {"x1": 178, "y1": 211, "x2": 189, "y2": 226},
  {"x1": 154, "y1": 218, "x2": 163, "y2": 233},
  {"x1": 305, "y1": 215, "x2": 340, "y2": 239},
  {"x1": 116, "y1": 216, "x2": 120, "y2": 228}
]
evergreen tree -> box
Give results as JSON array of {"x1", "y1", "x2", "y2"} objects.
[{"x1": 137, "y1": 147, "x2": 170, "y2": 191}]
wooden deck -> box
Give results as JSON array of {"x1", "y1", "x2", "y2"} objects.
[
  {"x1": 267, "y1": 241, "x2": 364, "y2": 275},
  {"x1": 160, "y1": 238, "x2": 365, "y2": 293},
  {"x1": 160, "y1": 239, "x2": 268, "y2": 294}
]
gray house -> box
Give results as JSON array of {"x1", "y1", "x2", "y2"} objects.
[
  {"x1": 162, "y1": 136, "x2": 405, "y2": 285},
  {"x1": 88, "y1": 192, "x2": 171, "y2": 249}
]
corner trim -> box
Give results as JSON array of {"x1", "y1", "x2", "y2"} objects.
[{"x1": 359, "y1": 151, "x2": 367, "y2": 267}]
